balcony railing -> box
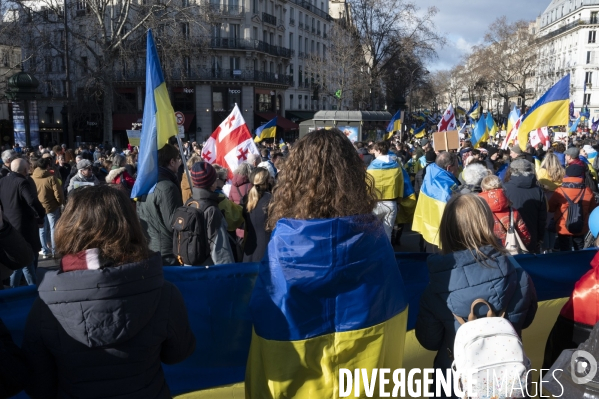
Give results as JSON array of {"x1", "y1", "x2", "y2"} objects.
[
  {"x1": 209, "y1": 37, "x2": 293, "y2": 58},
  {"x1": 289, "y1": 17, "x2": 295, "y2": 25},
  {"x1": 537, "y1": 18, "x2": 599, "y2": 43},
  {"x1": 287, "y1": 0, "x2": 332, "y2": 21},
  {"x1": 299, "y1": 22, "x2": 304, "y2": 29},
  {"x1": 114, "y1": 68, "x2": 293, "y2": 86},
  {"x1": 208, "y1": 3, "x2": 244, "y2": 15},
  {"x1": 262, "y1": 12, "x2": 276, "y2": 26}
]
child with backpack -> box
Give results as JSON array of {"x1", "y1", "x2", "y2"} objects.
[
  {"x1": 415, "y1": 193, "x2": 538, "y2": 398},
  {"x1": 548, "y1": 163, "x2": 597, "y2": 251}
]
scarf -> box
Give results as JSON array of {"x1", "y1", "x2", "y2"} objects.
[{"x1": 61, "y1": 248, "x2": 109, "y2": 272}]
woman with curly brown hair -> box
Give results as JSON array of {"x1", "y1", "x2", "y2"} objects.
[
  {"x1": 246, "y1": 129, "x2": 409, "y2": 398},
  {"x1": 22, "y1": 185, "x2": 195, "y2": 399}
]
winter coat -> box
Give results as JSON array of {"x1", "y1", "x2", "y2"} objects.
[
  {"x1": 181, "y1": 172, "x2": 193, "y2": 203},
  {"x1": 57, "y1": 164, "x2": 71, "y2": 183},
  {"x1": 243, "y1": 192, "x2": 272, "y2": 263},
  {"x1": 0, "y1": 218, "x2": 33, "y2": 270},
  {"x1": 548, "y1": 176, "x2": 597, "y2": 236},
  {"x1": 258, "y1": 160, "x2": 277, "y2": 179},
  {"x1": 0, "y1": 173, "x2": 46, "y2": 252},
  {"x1": 504, "y1": 174, "x2": 547, "y2": 252},
  {"x1": 229, "y1": 174, "x2": 252, "y2": 206},
  {"x1": 190, "y1": 188, "x2": 235, "y2": 265},
  {"x1": 63, "y1": 166, "x2": 78, "y2": 197},
  {"x1": 31, "y1": 167, "x2": 64, "y2": 214},
  {"x1": 137, "y1": 167, "x2": 183, "y2": 263},
  {"x1": 479, "y1": 189, "x2": 531, "y2": 247},
  {"x1": 105, "y1": 167, "x2": 135, "y2": 189},
  {"x1": 22, "y1": 252, "x2": 196, "y2": 399},
  {"x1": 415, "y1": 246, "x2": 538, "y2": 371},
  {"x1": 67, "y1": 171, "x2": 100, "y2": 193},
  {"x1": 0, "y1": 164, "x2": 9, "y2": 179}
]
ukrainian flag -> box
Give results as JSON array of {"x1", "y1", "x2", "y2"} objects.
[
  {"x1": 397, "y1": 167, "x2": 417, "y2": 224},
  {"x1": 367, "y1": 156, "x2": 403, "y2": 200},
  {"x1": 254, "y1": 117, "x2": 277, "y2": 143},
  {"x1": 412, "y1": 123, "x2": 426, "y2": 138},
  {"x1": 412, "y1": 163, "x2": 460, "y2": 247},
  {"x1": 386, "y1": 110, "x2": 402, "y2": 139},
  {"x1": 131, "y1": 29, "x2": 178, "y2": 199},
  {"x1": 246, "y1": 216, "x2": 409, "y2": 398},
  {"x1": 486, "y1": 112, "x2": 498, "y2": 137},
  {"x1": 507, "y1": 106, "x2": 520, "y2": 136},
  {"x1": 466, "y1": 101, "x2": 480, "y2": 120},
  {"x1": 456, "y1": 106, "x2": 466, "y2": 116},
  {"x1": 518, "y1": 74, "x2": 570, "y2": 150},
  {"x1": 471, "y1": 112, "x2": 489, "y2": 148}
]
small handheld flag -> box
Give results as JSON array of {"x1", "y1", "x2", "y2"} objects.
[
  {"x1": 386, "y1": 110, "x2": 402, "y2": 139},
  {"x1": 254, "y1": 117, "x2": 277, "y2": 143}
]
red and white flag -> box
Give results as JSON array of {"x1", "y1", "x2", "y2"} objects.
[
  {"x1": 437, "y1": 104, "x2": 457, "y2": 132},
  {"x1": 201, "y1": 104, "x2": 259, "y2": 178},
  {"x1": 501, "y1": 116, "x2": 522, "y2": 150},
  {"x1": 529, "y1": 127, "x2": 550, "y2": 150}
]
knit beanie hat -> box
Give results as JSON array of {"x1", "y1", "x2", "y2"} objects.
[
  {"x1": 566, "y1": 163, "x2": 585, "y2": 178},
  {"x1": 191, "y1": 162, "x2": 217, "y2": 188}
]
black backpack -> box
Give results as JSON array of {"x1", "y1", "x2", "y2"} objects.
[
  {"x1": 171, "y1": 199, "x2": 214, "y2": 265},
  {"x1": 560, "y1": 186, "x2": 585, "y2": 235}
]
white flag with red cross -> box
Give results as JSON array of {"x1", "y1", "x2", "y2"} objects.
[
  {"x1": 201, "y1": 104, "x2": 259, "y2": 179},
  {"x1": 437, "y1": 104, "x2": 457, "y2": 132}
]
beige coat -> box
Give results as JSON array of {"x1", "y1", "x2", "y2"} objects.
[{"x1": 31, "y1": 168, "x2": 64, "y2": 214}]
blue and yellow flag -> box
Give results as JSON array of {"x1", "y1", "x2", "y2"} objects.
[
  {"x1": 518, "y1": 74, "x2": 570, "y2": 150},
  {"x1": 246, "y1": 216, "x2": 408, "y2": 398},
  {"x1": 386, "y1": 110, "x2": 402, "y2": 139},
  {"x1": 367, "y1": 157, "x2": 403, "y2": 200},
  {"x1": 486, "y1": 112, "x2": 498, "y2": 137},
  {"x1": 466, "y1": 101, "x2": 481, "y2": 120},
  {"x1": 412, "y1": 123, "x2": 426, "y2": 138},
  {"x1": 412, "y1": 163, "x2": 460, "y2": 247},
  {"x1": 471, "y1": 113, "x2": 489, "y2": 148},
  {"x1": 254, "y1": 117, "x2": 277, "y2": 143},
  {"x1": 397, "y1": 167, "x2": 416, "y2": 224},
  {"x1": 131, "y1": 30, "x2": 178, "y2": 199}
]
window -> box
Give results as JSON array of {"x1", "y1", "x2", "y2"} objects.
[
  {"x1": 278, "y1": 35, "x2": 282, "y2": 46},
  {"x1": 323, "y1": 45, "x2": 326, "y2": 59},
  {"x1": 184, "y1": 57, "x2": 190, "y2": 75},
  {"x1": 290, "y1": 7, "x2": 294, "y2": 22},
  {"x1": 263, "y1": 30, "x2": 267, "y2": 42},
  {"x1": 299, "y1": 35, "x2": 302, "y2": 52},
  {"x1": 299, "y1": 65, "x2": 303, "y2": 86},
  {"x1": 81, "y1": 56, "x2": 88, "y2": 73},
  {"x1": 182, "y1": 0, "x2": 189, "y2": 6},
  {"x1": 305, "y1": 38, "x2": 308, "y2": 53},
  {"x1": 253, "y1": 0, "x2": 257, "y2": 13},
  {"x1": 588, "y1": 51, "x2": 595, "y2": 64},
  {"x1": 230, "y1": 23, "x2": 240, "y2": 45},
  {"x1": 181, "y1": 22, "x2": 189, "y2": 38},
  {"x1": 213, "y1": 23, "x2": 221, "y2": 39},
  {"x1": 253, "y1": 27, "x2": 258, "y2": 39},
  {"x1": 289, "y1": 63, "x2": 294, "y2": 77},
  {"x1": 289, "y1": 33, "x2": 294, "y2": 49},
  {"x1": 173, "y1": 88, "x2": 194, "y2": 112},
  {"x1": 317, "y1": 42, "x2": 320, "y2": 56},
  {"x1": 257, "y1": 93, "x2": 272, "y2": 112},
  {"x1": 589, "y1": 30, "x2": 596, "y2": 43},
  {"x1": 592, "y1": 12, "x2": 598, "y2": 24},
  {"x1": 311, "y1": 40, "x2": 314, "y2": 53},
  {"x1": 270, "y1": 32, "x2": 274, "y2": 45},
  {"x1": 586, "y1": 71, "x2": 593, "y2": 84},
  {"x1": 230, "y1": 56, "x2": 240, "y2": 70},
  {"x1": 585, "y1": 93, "x2": 592, "y2": 105}
]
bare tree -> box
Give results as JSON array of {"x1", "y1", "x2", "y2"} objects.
[
  {"x1": 347, "y1": 0, "x2": 445, "y2": 109},
  {"x1": 304, "y1": 24, "x2": 367, "y2": 110}
]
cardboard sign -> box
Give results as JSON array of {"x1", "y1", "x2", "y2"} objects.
[{"x1": 433, "y1": 130, "x2": 460, "y2": 151}]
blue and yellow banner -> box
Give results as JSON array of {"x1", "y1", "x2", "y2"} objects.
[
  {"x1": 466, "y1": 101, "x2": 481, "y2": 120},
  {"x1": 412, "y1": 163, "x2": 460, "y2": 247},
  {"x1": 411, "y1": 123, "x2": 426, "y2": 138},
  {"x1": 471, "y1": 112, "x2": 489, "y2": 148},
  {"x1": 246, "y1": 217, "x2": 408, "y2": 398},
  {"x1": 367, "y1": 157, "x2": 404, "y2": 200},
  {"x1": 254, "y1": 117, "x2": 277, "y2": 143},
  {"x1": 518, "y1": 74, "x2": 570, "y2": 150},
  {"x1": 486, "y1": 112, "x2": 498, "y2": 137},
  {"x1": 131, "y1": 29, "x2": 178, "y2": 199},
  {"x1": 397, "y1": 167, "x2": 417, "y2": 224},
  {"x1": 386, "y1": 110, "x2": 402, "y2": 139}
]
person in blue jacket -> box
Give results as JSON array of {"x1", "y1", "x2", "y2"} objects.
[{"x1": 415, "y1": 193, "x2": 538, "y2": 392}]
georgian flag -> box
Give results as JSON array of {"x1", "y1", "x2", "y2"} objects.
[
  {"x1": 437, "y1": 104, "x2": 457, "y2": 132},
  {"x1": 501, "y1": 116, "x2": 522, "y2": 150},
  {"x1": 201, "y1": 104, "x2": 259, "y2": 179},
  {"x1": 529, "y1": 126, "x2": 550, "y2": 150}
]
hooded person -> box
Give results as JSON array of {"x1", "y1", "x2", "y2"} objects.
[{"x1": 188, "y1": 162, "x2": 235, "y2": 265}]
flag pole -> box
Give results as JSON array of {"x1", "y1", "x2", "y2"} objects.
[{"x1": 176, "y1": 134, "x2": 193, "y2": 192}]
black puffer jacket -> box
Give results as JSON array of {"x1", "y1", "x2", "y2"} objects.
[{"x1": 22, "y1": 252, "x2": 196, "y2": 399}]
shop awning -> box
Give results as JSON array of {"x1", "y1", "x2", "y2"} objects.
[
  {"x1": 285, "y1": 110, "x2": 316, "y2": 123},
  {"x1": 255, "y1": 112, "x2": 299, "y2": 131}
]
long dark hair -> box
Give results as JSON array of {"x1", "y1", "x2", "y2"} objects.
[
  {"x1": 55, "y1": 185, "x2": 149, "y2": 265},
  {"x1": 266, "y1": 128, "x2": 377, "y2": 230}
]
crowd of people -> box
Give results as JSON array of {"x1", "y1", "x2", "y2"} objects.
[{"x1": 0, "y1": 127, "x2": 598, "y2": 397}]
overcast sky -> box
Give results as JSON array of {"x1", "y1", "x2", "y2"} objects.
[{"x1": 418, "y1": 0, "x2": 549, "y2": 71}]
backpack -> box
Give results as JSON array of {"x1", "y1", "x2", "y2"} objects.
[
  {"x1": 560, "y1": 186, "x2": 585, "y2": 235},
  {"x1": 171, "y1": 199, "x2": 214, "y2": 265},
  {"x1": 452, "y1": 299, "x2": 529, "y2": 399}
]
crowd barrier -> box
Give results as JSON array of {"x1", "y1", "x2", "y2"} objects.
[{"x1": 1, "y1": 249, "x2": 595, "y2": 399}]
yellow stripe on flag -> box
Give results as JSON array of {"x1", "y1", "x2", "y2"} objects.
[{"x1": 154, "y1": 82, "x2": 177, "y2": 150}]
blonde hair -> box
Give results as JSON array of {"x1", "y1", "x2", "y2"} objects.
[
  {"x1": 439, "y1": 194, "x2": 506, "y2": 258},
  {"x1": 186, "y1": 154, "x2": 201, "y2": 170},
  {"x1": 539, "y1": 152, "x2": 565, "y2": 183},
  {"x1": 481, "y1": 175, "x2": 502, "y2": 191},
  {"x1": 247, "y1": 168, "x2": 270, "y2": 213}
]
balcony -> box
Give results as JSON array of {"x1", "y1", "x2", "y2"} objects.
[
  {"x1": 299, "y1": 22, "x2": 304, "y2": 29},
  {"x1": 289, "y1": 17, "x2": 295, "y2": 25},
  {"x1": 209, "y1": 37, "x2": 293, "y2": 58},
  {"x1": 299, "y1": 51, "x2": 305, "y2": 58},
  {"x1": 317, "y1": 29, "x2": 321, "y2": 36},
  {"x1": 311, "y1": 27, "x2": 315, "y2": 33},
  {"x1": 287, "y1": 0, "x2": 332, "y2": 21},
  {"x1": 262, "y1": 12, "x2": 276, "y2": 26},
  {"x1": 114, "y1": 68, "x2": 293, "y2": 86},
  {"x1": 323, "y1": 32, "x2": 327, "y2": 39},
  {"x1": 207, "y1": 2, "x2": 245, "y2": 16}
]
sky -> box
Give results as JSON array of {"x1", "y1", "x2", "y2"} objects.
[{"x1": 417, "y1": 0, "x2": 550, "y2": 71}]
